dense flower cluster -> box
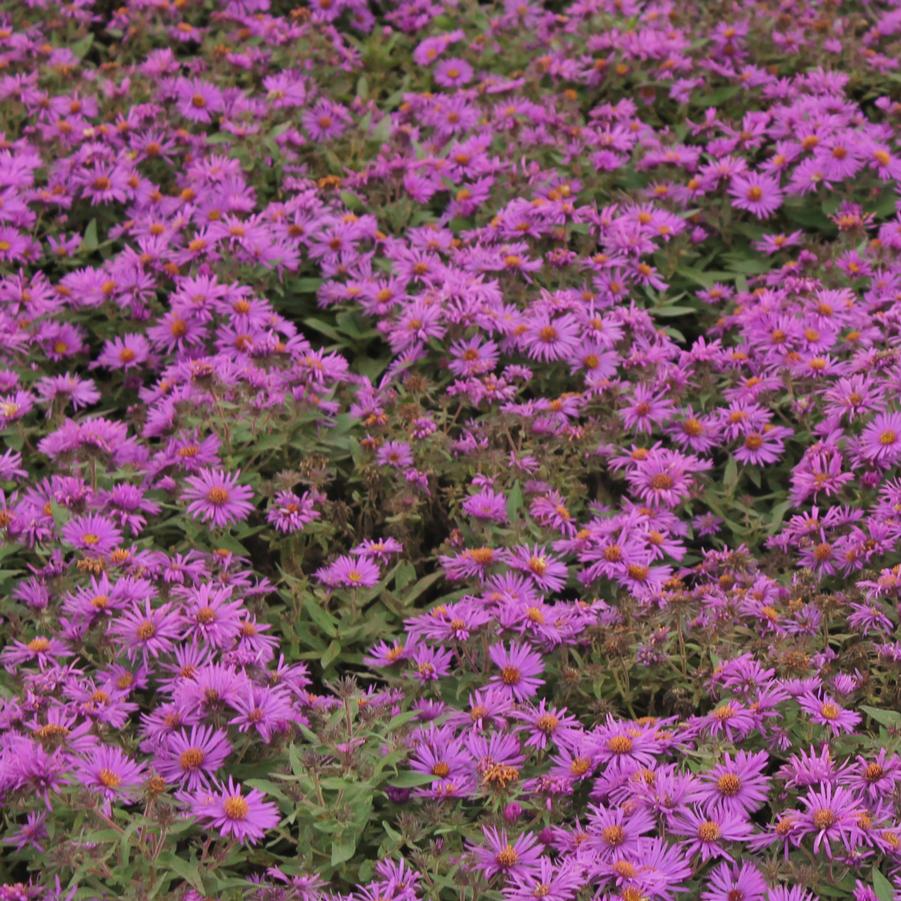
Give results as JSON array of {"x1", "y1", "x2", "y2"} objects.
[{"x1": 0, "y1": 0, "x2": 898, "y2": 898}]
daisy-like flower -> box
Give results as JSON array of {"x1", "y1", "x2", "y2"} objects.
[
  {"x1": 796, "y1": 692, "x2": 861, "y2": 736},
  {"x1": 94, "y1": 334, "x2": 151, "y2": 371},
  {"x1": 188, "y1": 777, "x2": 279, "y2": 845},
  {"x1": 859, "y1": 412, "x2": 901, "y2": 466},
  {"x1": 488, "y1": 642, "x2": 545, "y2": 702},
  {"x1": 796, "y1": 784, "x2": 864, "y2": 857},
  {"x1": 266, "y1": 489, "x2": 319, "y2": 534},
  {"x1": 181, "y1": 468, "x2": 254, "y2": 528},
  {"x1": 701, "y1": 861, "x2": 767, "y2": 901},
  {"x1": 698, "y1": 751, "x2": 771, "y2": 816},
  {"x1": 462, "y1": 488, "x2": 508, "y2": 524},
  {"x1": 504, "y1": 545, "x2": 568, "y2": 593},
  {"x1": 625, "y1": 448, "x2": 709, "y2": 508},
  {"x1": 671, "y1": 807, "x2": 754, "y2": 861},
  {"x1": 316, "y1": 554, "x2": 381, "y2": 589},
  {"x1": 503, "y1": 858, "x2": 583, "y2": 901},
  {"x1": 178, "y1": 583, "x2": 244, "y2": 650},
  {"x1": 729, "y1": 172, "x2": 784, "y2": 218},
  {"x1": 76, "y1": 745, "x2": 146, "y2": 805},
  {"x1": 107, "y1": 600, "x2": 183, "y2": 662},
  {"x1": 469, "y1": 826, "x2": 543, "y2": 882},
  {"x1": 229, "y1": 685, "x2": 294, "y2": 744},
  {"x1": 155, "y1": 725, "x2": 232, "y2": 791},
  {"x1": 434, "y1": 58, "x2": 474, "y2": 88},
  {"x1": 61, "y1": 514, "x2": 123, "y2": 555}
]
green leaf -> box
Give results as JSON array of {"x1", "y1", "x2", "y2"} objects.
[
  {"x1": 872, "y1": 867, "x2": 894, "y2": 901},
  {"x1": 723, "y1": 457, "x2": 738, "y2": 496},
  {"x1": 506, "y1": 481, "x2": 524, "y2": 520},
  {"x1": 157, "y1": 852, "x2": 204, "y2": 893},
  {"x1": 321, "y1": 639, "x2": 341, "y2": 670},
  {"x1": 767, "y1": 500, "x2": 792, "y2": 534},
  {"x1": 331, "y1": 833, "x2": 357, "y2": 866},
  {"x1": 653, "y1": 304, "x2": 696, "y2": 318},
  {"x1": 80, "y1": 219, "x2": 99, "y2": 253},
  {"x1": 303, "y1": 594, "x2": 338, "y2": 637},
  {"x1": 388, "y1": 771, "x2": 436, "y2": 788},
  {"x1": 303, "y1": 318, "x2": 343, "y2": 343},
  {"x1": 402, "y1": 571, "x2": 443, "y2": 606},
  {"x1": 861, "y1": 706, "x2": 901, "y2": 728},
  {"x1": 71, "y1": 34, "x2": 94, "y2": 60}
]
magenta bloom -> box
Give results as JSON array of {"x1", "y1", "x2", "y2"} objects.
[
  {"x1": 95, "y1": 334, "x2": 151, "y2": 371},
  {"x1": 181, "y1": 468, "x2": 254, "y2": 528},
  {"x1": 469, "y1": 826, "x2": 543, "y2": 882},
  {"x1": 462, "y1": 488, "x2": 508, "y2": 524},
  {"x1": 107, "y1": 600, "x2": 183, "y2": 662},
  {"x1": 625, "y1": 448, "x2": 708, "y2": 508},
  {"x1": 316, "y1": 554, "x2": 381, "y2": 589},
  {"x1": 179, "y1": 583, "x2": 244, "y2": 649},
  {"x1": 376, "y1": 441, "x2": 413, "y2": 468},
  {"x1": 77, "y1": 745, "x2": 146, "y2": 804},
  {"x1": 504, "y1": 545, "x2": 568, "y2": 592},
  {"x1": 859, "y1": 412, "x2": 901, "y2": 466},
  {"x1": 434, "y1": 58, "x2": 473, "y2": 87},
  {"x1": 488, "y1": 642, "x2": 544, "y2": 701},
  {"x1": 266, "y1": 489, "x2": 319, "y2": 534},
  {"x1": 188, "y1": 777, "x2": 280, "y2": 845},
  {"x1": 729, "y1": 172, "x2": 784, "y2": 218},
  {"x1": 796, "y1": 784, "x2": 865, "y2": 857},
  {"x1": 671, "y1": 807, "x2": 754, "y2": 861},
  {"x1": 61, "y1": 514, "x2": 123, "y2": 555},
  {"x1": 797, "y1": 692, "x2": 861, "y2": 736},
  {"x1": 699, "y1": 751, "x2": 771, "y2": 816},
  {"x1": 155, "y1": 725, "x2": 232, "y2": 790},
  {"x1": 701, "y1": 861, "x2": 767, "y2": 901}
]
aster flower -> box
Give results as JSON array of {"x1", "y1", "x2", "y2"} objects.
[
  {"x1": 76, "y1": 745, "x2": 145, "y2": 805},
  {"x1": 503, "y1": 858, "x2": 583, "y2": 901},
  {"x1": 796, "y1": 784, "x2": 865, "y2": 857},
  {"x1": 729, "y1": 172, "x2": 783, "y2": 218},
  {"x1": 107, "y1": 600, "x2": 183, "y2": 662},
  {"x1": 155, "y1": 725, "x2": 232, "y2": 791},
  {"x1": 462, "y1": 488, "x2": 508, "y2": 524},
  {"x1": 435, "y1": 58, "x2": 474, "y2": 88},
  {"x1": 181, "y1": 468, "x2": 254, "y2": 528},
  {"x1": 469, "y1": 826, "x2": 543, "y2": 882},
  {"x1": 61, "y1": 514, "x2": 123, "y2": 555},
  {"x1": 188, "y1": 777, "x2": 279, "y2": 845},
  {"x1": 316, "y1": 554, "x2": 381, "y2": 589},
  {"x1": 671, "y1": 806, "x2": 755, "y2": 861},
  {"x1": 266, "y1": 489, "x2": 319, "y2": 534},
  {"x1": 859, "y1": 412, "x2": 901, "y2": 466},
  {"x1": 178, "y1": 583, "x2": 244, "y2": 649},
  {"x1": 701, "y1": 861, "x2": 767, "y2": 901},
  {"x1": 503, "y1": 545, "x2": 568, "y2": 592},
  {"x1": 699, "y1": 751, "x2": 771, "y2": 816},
  {"x1": 488, "y1": 642, "x2": 545, "y2": 701},
  {"x1": 797, "y1": 692, "x2": 861, "y2": 736}
]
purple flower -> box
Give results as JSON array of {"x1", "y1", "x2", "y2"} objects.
[
  {"x1": 61, "y1": 514, "x2": 123, "y2": 555},
  {"x1": 76, "y1": 745, "x2": 145, "y2": 805},
  {"x1": 181, "y1": 468, "x2": 254, "y2": 528},
  {"x1": 470, "y1": 826, "x2": 543, "y2": 882},
  {"x1": 729, "y1": 172, "x2": 784, "y2": 218},
  {"x1": 797, "y1": 692, "x2": 861, "y2": 735},
  {"x1": 188, "y1": 777, "x2": 279, "y2": 845},
  {"x1": 488, "y1": 642, "x2": 545, "y2": 701},
  {"x1": 266, "y1": 489, "x2": 319, "y2": 534},
  {"x1": 671, "y1": 807, "x2": 754, "y2": 861},
  {"x1": 699, "y1": 751, "x2": 771, "y2": 816},
  {"x1": 155, "y1": 725, "x2": 232, "y2": 791},
  {"x1": 796, "y1": 784, "x2": 865, "y2": 857}
]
